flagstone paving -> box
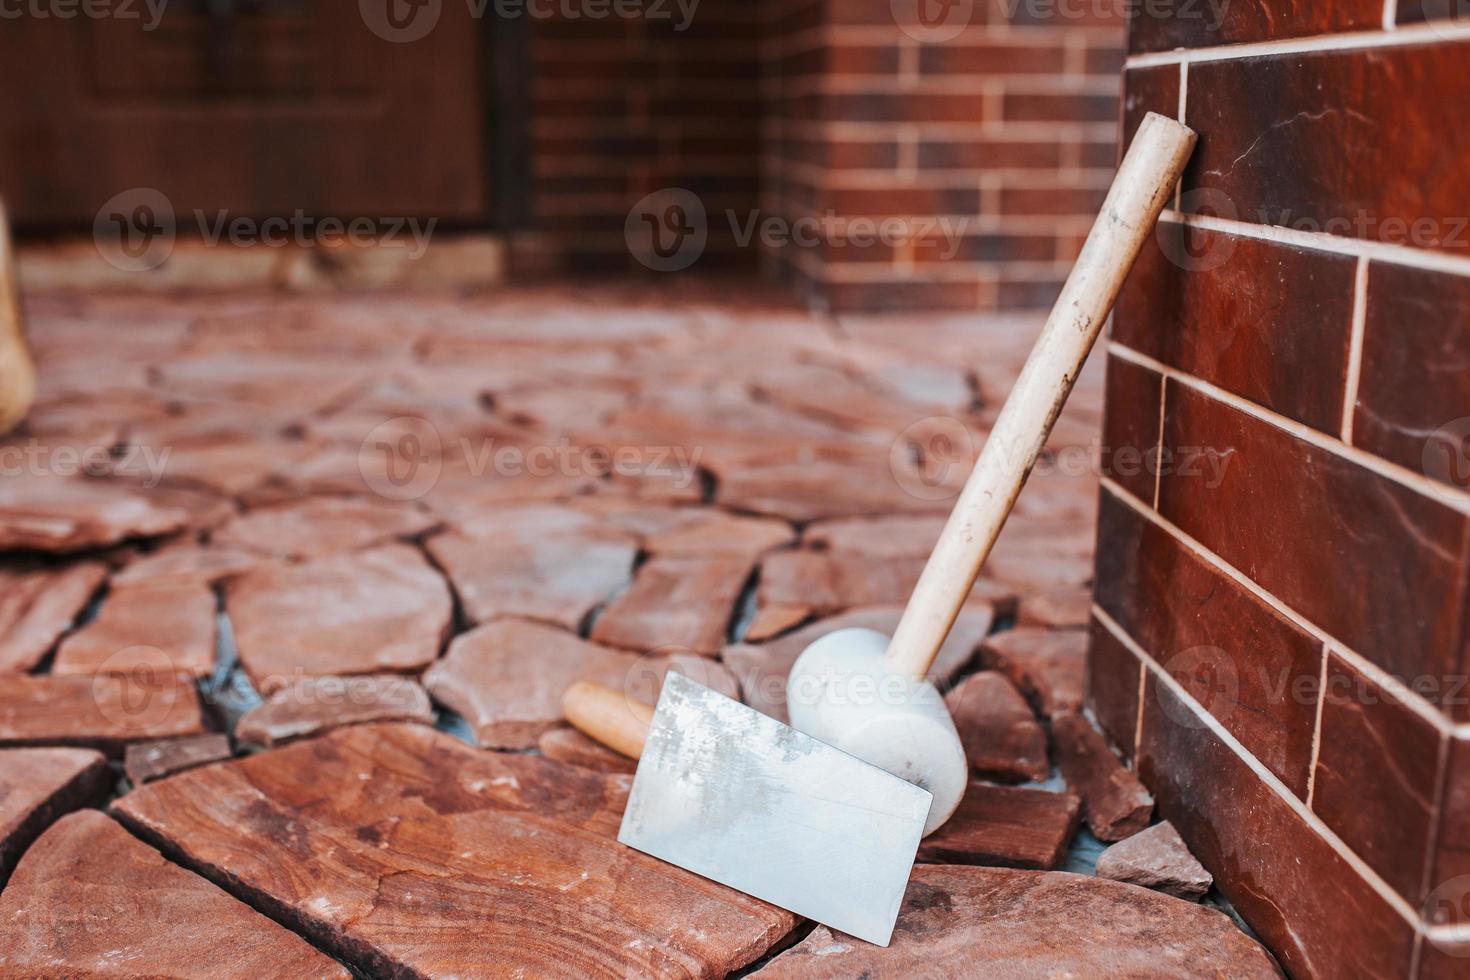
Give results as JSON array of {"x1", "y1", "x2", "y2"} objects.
[{"x1": 0, "y1": 285, "x2": 1277, "y2": 976}]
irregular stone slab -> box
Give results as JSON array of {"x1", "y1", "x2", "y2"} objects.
[
  {"x1": 0, "y1": 561, "x2": 108, "y2": 672},
  {"x1": 236, "y1": 675, "x2": 435, "y2": 748},
  {"x1": 918, "y1": 783, "x2": 1080, "y2": 870},
  {"x1": 124, "y1": 733, "x2": 233, "y2": 785},
  {"x1": 742, "y1": 602, "x2": 812, "y2": 642},
  {"x1": 0, "y1": 747, "x2": 110, "y2": 885},
  {"x1": 980, "y1": 626, "x2": 1087, "y2": 718},
  {"x1": 228, "y1": 544, "x2": 452, "y2": 691},
  {"x1": 1096, "y1": 820, "x2": 1214, "y2": 900},
  {"x1": 803, "y1": 514, "x2": 945, "y2": 558},
  {"x1": 426, "y1": 528, "x2": 636, "y2": 630},
  {"x1": 1052, "y1": 711, "x2": 1154, "y2": 842},
  {"x1": 945, "y1": 672, "x2": 1050, "y2": 784},
  {"x1": 0, "y1": 810, "x2": 349, "y2": 979},
  {"x1": 53, "y1": 582, "x2": 217, "y2": 678},
  {"x1": 212, "y1": 495, "x2": 438, "y2": 560},
  {"x1": 538, "y1": 726, "x2": 638, "y2": 775},
  {"x1": 0, "y1": 673, "x2": 206, "y2": 757},
  {"x1": 1017, "y1": 586, "x2": 1092, "y2": 629},
  {"x1": 756, "y1": 550, "x2": 1014, "y2": 623},
  {"x1": 759, "y1": 865, "x2": 1281, "y2": 978},
  {"x1": 112, "y1": 723, "x2": 797, "y2": 977},
  {"x1": 424, "y1": 619, "x2": 637, "y2": 749},
  {"x1": 642, "y1": 509, "x2": 794, "y2": 559},
  {"x1": 112, "y1": 541, "x2": 262, "y2": 588},
  {"x1": 0, "y1": 473, "x2": 193, "y2": 552},
  {"x1": 590, "y1": 555, "x2": 751, "y2": 655},
  {"x1": 725, "y1": 605, "x2": 993, "y2": 723},
  {"x1": 715, "y1": 452, "x2": 949, "y2": 522}
]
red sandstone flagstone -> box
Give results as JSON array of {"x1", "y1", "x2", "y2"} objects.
[
  {"x1": 0, "y1": 473, "x2": 194, "y2": 552},
  {"x1": 425, "y1": 527, "x2": 636, "y2": 630},
  {"x1": 590, "y1": 555, "x2": 751, "y2": 655},
  {"x1": 52, "y1": 582, "x2": 217, "y2": 679},
  {"x1": 714, "y1": 453, "x2": 951, "y2": 522},
  {"x1": 0, "y1": 811, "x2": 349, "y2": 979},
  {"x1": 1016, "y1": 586, "x2": 1093, "y2": 628},
  {"x1": 1097, "y1": 819, "x2": 1214, "y2": 900},
  {"x1": 0, "y1": 747, "x2": 110, "y2": 886},
  {"x1": 228, "y1": 544, "x2": 452, "y2": 691},
  {"x1": 538, "y1": 726, "x2": 638, "y2": 774},
  {"x1": 1053, "y1": 711, "x2": 1155, "y2": 842},
  {"x1": 124, "y1": 733, "x2": 233, "y2": 785},
  {"x1": 755, "y1": 549, "x2": 1014, "y2": 625},
  {"x1": 211, "y1": 495, "x2": 438, "y2": 560},
  {"x1": 724, "y1": 604, "x2": 994, "y2": 723},
  {"x1": 980, "y1": 626, "x2": 1088, "y2": 718},
  {"x1": 236, "y1": 674, "x2": 435, "y2": 748},
  {"x1": 112, "y1": 723, "x2": 797, "y2": 977},
  {"x1": 945, "y1": 672, "x2": 1051, "y2": 784},
  {"x1": 917, "y1": 783, "x2": 1081, "y2": 870},
  {"x1": 0, "y1": 561, "x2": 108, "y2": 672},
  {"x1": 112, "y1": 541, "x2": 262, "y2": 588},
  {"x1": 0, "y1": 673, "x2": 206, "y2": 757},
  {"x1": 759, "y1": 866, "x2": 1280, "y2": 977}
]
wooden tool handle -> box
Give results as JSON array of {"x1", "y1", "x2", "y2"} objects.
[
  {"x1": 0, "y1": 199, "x2": 35, "y2": 437},
  {"x1": 884, "y1": 112, "x2": 1197, "y2": 681},
  {"x1": 563, "y1": 681, "x2": 655, "y2": 760}
]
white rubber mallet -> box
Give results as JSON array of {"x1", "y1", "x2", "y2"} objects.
[{"x1": 786, "y1": 112, "x2": 1198, "y2": 835}]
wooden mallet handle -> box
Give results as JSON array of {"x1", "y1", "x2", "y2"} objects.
[
  {"x1": 0, "y1": 199, "x2": 35, "y2": 437},
  {"x1": 563, "y1": 681, "x2": 655, "y2": 760},
  {"x1": 884, "y1": 112, "x2": 1198, "y2": 681}
]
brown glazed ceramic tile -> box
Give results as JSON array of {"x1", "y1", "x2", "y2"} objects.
[
  {"x1": 1094, "y1": 490, "x2": 1320, "y2": 796},
  {"x1": 1121, "y1": 65, "x2": 1181, "y2": 150},
  {"x1": 1113, "y1": 228, "x2": 1358, "y2": 433},
  {"x1": 1158, "y1": 383, "x2": 1470, "y2": 711},
  {"x1": 0, "y1": 811, "x2": 349, "y2": 979},
  {"x1": 1139, "y1": 673, "x2": 1417, "y2": 978},
  {"x1": 1086, "y1": 615, "x2": 1143, "y2": 763},
  {"x1": 760, "y1": 866, "x2": 1280, "y2": 978},
  {"x1": 1353, "y1": 262, "x2": 1470, "y2": 486},
  {"x1": 1312, "y1": 653, "x2": 1441, "y2": 903},
  {"x1": 112, "y1": 724, "x2": 796, "y2": 976},
  {"x1": 1428, "y1": 736, "x2": 1470, "y2": 931},
  {"x1": 1100, "y1": 354, "x2": 1163, "y2": 503},
  {"x1": 0, "y1": 747, "x2": 110, "y2": 887},
  {"x1": 1129, "y1": 0, "x2": 1381, "y2": 53},
  {"x1": 1397, "y1": 0, "x2": 1470, "y2": 25},
  {"x1": 1185, "y1": 45, "x2": 1470, "y2": 255}
]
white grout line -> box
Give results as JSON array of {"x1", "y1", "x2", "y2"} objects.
[
  {"x1": 1384, "y1": 0, "x2": 1400, "y2": 31},
  {"x1": 1304, "y1": 643, "x2": 1330, "y2": 809},
  {"x1": 1132, "y1": 658, "x2": 1147, "y2": 757},
  {"x1": 1091, "y1": 603, "x2": 1424, "y2": 930},
  {"x1": 1098, "y1": 477, "x2": 1466, "y2": 739},
  {"x1": 1160, "y1": 211, "x2": 1470, "y2": 279},
  {"x1": 1341, "y1": 257, "x2": 1370, "y2": 444},
  {"x1": 1419, "y1": 731, "x2": 1452, "y2": 917},
  {"x1": 1152, "y1": 371, "x2": 1167, "y2": 509},
  {"x1": 1109, "y1": 341, "x2": 1470, "y2": 517},
  {"x1": 1125, "y1": 21, "x2": 1470, "y2": 69}
]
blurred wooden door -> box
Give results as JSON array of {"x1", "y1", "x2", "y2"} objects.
[{"x1": 0, "y1": 0, "x2": 487, "y2": 227}]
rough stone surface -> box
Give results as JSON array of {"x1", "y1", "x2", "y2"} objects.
[
  {"x1": 53, "y1": 582, "x2": 217, "y2": 678},
  {"x1": 980, "y1": 626, "x2": 1088, "y2": 718},
  {"x1": 112, "y1": 541, "x2": 262, "y2": 588},
  {"x1": 0, "y1": 747, "x2": 110, "y2": 886},
  {"x1": 0, "y1": 473, "x2": 194, "y2": 552},
  {"x1": 0, "y1": 673, "x2": 206, "y2": 757},
  {"x1": 590, "y1": 555, "x2": 751, "y2": 655},
  {"x1": 1096, "y1": 819, "x2": 1214, "y2": 900},
  {"x1": 0, "y1": 561, "x2": 108, "y2": 672},
  {"x1": 228, "y1": 544, "x2": 452, "y2": 690},
  {"x1": 426, "y1": 527, "x2": 637, "y2": 630},
  {"x1": 124, "y1": 733, "x2": 233, "y2": 785},
  {"x1": 918, "y1": 783, "x2": 1081, "y2": 870},
  {"x1": 1016, "y1": 587, "x2": 1093, "y2": 629},
  {"x1": 212, "y1": 495, "x2": 438, "y2": 559},
  {"x1": 112, "y1": 723, "x2": 797, "y2": 977},
  {"x1": 945, "y1": 672, "x2": 1050, "y2": 784},
  {"x1": 755, "y1": 549, "x2": 1014, "y2": 624},
  {"x1": 538, "y1": 726, "x2": 638, "y2": 775},
  {"x1": 724, "y1": 605, "x2": 993, "y2": 723},
  {"x1": 236, "y1": 675, "x2": 435, "y2": 748},
  {"x1": 0, "y1": 810, "x2": 349, "y2": 979},
  {"x1": 1053, "y1": 711, "x2": 1155, "y2": 842},
  {"x1": 759, "y1": 865, "x2": 1282, "y2": 978}
]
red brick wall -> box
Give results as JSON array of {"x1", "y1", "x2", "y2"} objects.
[
  {"x1": 1092, "y1": 6, "x2": 1470, "y2": 976},
  {"x1": 524, "y1": 0, "x2": 1126, "y2": 311}
]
